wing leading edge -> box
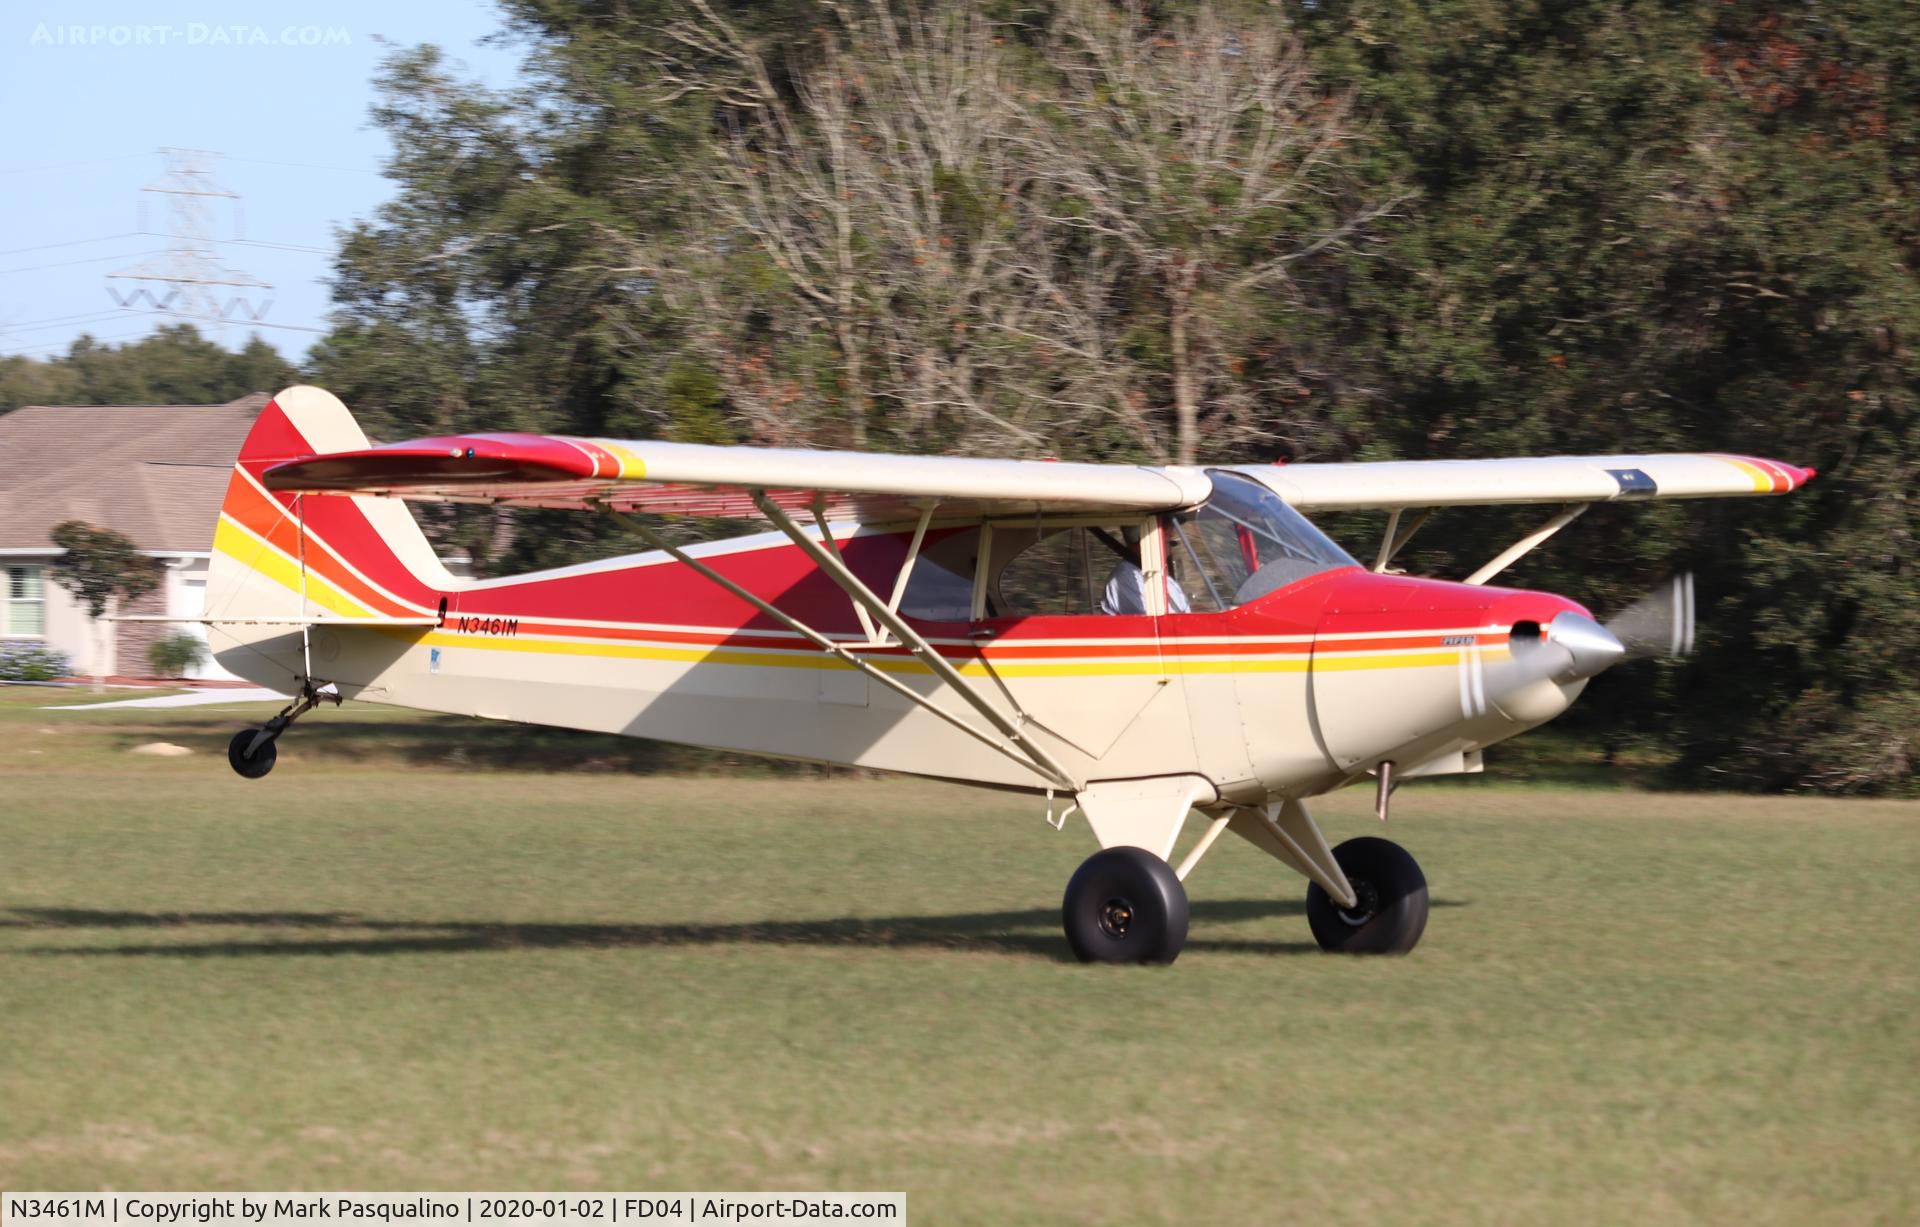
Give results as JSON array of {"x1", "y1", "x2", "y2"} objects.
[
  {"x1": 262, "y1": 431, "x2": 1813, "y2": 522},
  {"x1": 1239, "y1": 453, "x2": 1814, "y2": 512},
  {"x1": 261, "y1": 432, "x2": 1212, "y2": 523}
]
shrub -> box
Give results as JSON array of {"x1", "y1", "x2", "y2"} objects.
[
  {"x1": 146, "y1": 632, "x2": 208, "y2": 678},
  {"x1": 0, "y1": 642, "x2": 73, "y2": 682}
]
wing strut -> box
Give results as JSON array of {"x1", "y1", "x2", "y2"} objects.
[
  {"x1": 753, "y1": 492, "x2": 1081, "y2": 791},
  {"x1": 609, "y1": 507, "x2": 1077, "y2": 791},
  {"x1": 1463, "y1": 503, "x2": 1590, "y2": 586},
  {"x1": 1373, "y1": 507, "x2": 1432, "y2": 572}
]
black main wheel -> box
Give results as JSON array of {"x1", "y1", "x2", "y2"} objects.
[
  {"x1": 1306, "y1": 836, "x2": 1428, "y2": 955},
  {"x1": 1062, "y1": 846, "x2": 1189, "y2": 964},
  {"x1": 227, "y1": 728, "x2": 277, "y2": 779}
]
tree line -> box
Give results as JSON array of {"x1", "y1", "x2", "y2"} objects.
[{"x1": 4, "y1": 1, "x2": 1913, "y2": 793}]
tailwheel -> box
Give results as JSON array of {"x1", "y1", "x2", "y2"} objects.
[
  {"x1": 227, "y1": 728, "x2": 277, "y2": 779},
  {"x1": 1306, "y1": 836, "x2": 1429, "y2": 955},
  {"x1": 1062, "y1": 846, "x2": 1189, "y2": 965},
  {"x1": 224, "y1": 681, "x2": 337, "y2": 779}
]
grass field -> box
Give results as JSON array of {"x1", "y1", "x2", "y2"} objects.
[{"x1": 1, "y1": 686, "x2": 1916, "y2": 1224}]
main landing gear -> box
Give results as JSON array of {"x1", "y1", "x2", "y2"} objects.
[
  {"x1": 1062, "y1": 847, "x2": 1190, "y2": 964},
  {"x1": 1058, "y1": 792, "x2": 1430, "y2": 963},
  {"x1": 1304, "y1": 836, "x2": 1429, "y2": 955},
  {"x1": 227, "y1": 680, "x2": 338, "y2": 779}
]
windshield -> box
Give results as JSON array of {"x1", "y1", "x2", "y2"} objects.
[{"x1": 1165, "y1": 470, "x2": 1358, "y2": 611}]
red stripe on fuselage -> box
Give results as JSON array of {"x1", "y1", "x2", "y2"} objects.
[{"x1": 220, "y1": 468, "x2": 429, "y2": 617}]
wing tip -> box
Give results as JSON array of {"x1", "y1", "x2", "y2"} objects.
[
  {"x1": 1762, "y1": 458, "x2": 1818, "y2": 492},
  {"x1": 1718, "y1": 454, "x2": 1817, "y2": 494}
]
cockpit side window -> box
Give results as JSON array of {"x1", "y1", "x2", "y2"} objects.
[
  {"x1": 900, "y1": 523, "x2": 1152, "y2": 621},
  {"x1": 995, "y1": 524, "x2": 1148, "y2": 616},
  {"x1": 1167, "y1": 471, "x2": 1358, "y2": 611}
]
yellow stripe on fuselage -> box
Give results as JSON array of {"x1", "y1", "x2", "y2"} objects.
[
  {"x1": 1310, "y1": 647, "x2": 1512, "y2": 672},
  {"x1": 413, "y1": 628, "x2": 1503, "y2": 678},
  {"x1": 212, "y1": 515, "x2": 381, "y2": 620},
  {"x1": 219, "y1": 509, "x2": 1507, "y2": 679}
]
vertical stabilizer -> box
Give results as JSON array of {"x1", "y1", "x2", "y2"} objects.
[{"x1": 205, "y1": 386, "x2": 452, "y2": 689}]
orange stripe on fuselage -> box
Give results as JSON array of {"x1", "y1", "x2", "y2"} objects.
[{"x1": 219, "y1": 468, "x2": 427, "y2": 618}]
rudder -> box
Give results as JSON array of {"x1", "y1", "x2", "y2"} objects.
[{"x1": 206, "y1": 386, "x2": 452, "y2": 686}]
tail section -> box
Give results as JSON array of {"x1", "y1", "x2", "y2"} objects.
[{"x1": 207, "y1": 386, "x2": 453, "y2": 687}]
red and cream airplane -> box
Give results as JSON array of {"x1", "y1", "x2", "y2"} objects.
[{"x1": 170, "y1": 386, "x2": 1814, "y2": 963}]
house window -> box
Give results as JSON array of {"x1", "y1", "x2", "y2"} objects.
[{"x1": 5, "y1": 566, "x2": 46, "y2": 637}]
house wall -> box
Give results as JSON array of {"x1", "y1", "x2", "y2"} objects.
[
  {"x1": 2, "y1": 556, "x2": 95, "y2": 674},
  {"x1": 114, "y1": 579, "x2": 168, "y2": 676},
  {"x1": 164, "y1": 556, "x2": 236, "y2": 681},
  {"x1": 0, "y1": 553, "x2": 238, "y2": 681}
]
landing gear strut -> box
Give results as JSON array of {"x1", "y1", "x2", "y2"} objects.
[
  {"x1": 1305, "y1": 836, "x2": 1429, "y2": 955},
  {"x1": 227, "y1": 680, "x2": 338, "y2": 780},
  {"x1": 1062, "y1": 846, "x2": 1190, "y2": 965}
]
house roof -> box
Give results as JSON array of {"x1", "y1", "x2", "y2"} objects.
[{"x1": 0, "y1": 394, "x2": 267, "y2": 552}]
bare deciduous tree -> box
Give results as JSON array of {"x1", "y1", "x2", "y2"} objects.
[
  {"x1": 651, "y1": 0, "x2": 1389, "y2": 461},
  {"x1": 1010, "y1": 0, "x2": 1395, "y2": 463}
]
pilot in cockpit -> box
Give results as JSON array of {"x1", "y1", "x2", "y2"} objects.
[{"x1": 1098, "y1": 526, "x2": 1191, "y2": 615}]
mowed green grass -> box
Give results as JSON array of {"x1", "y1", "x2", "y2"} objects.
[{"x1": 1, "y1": 687, "x2": 1916, "y2": 1225}]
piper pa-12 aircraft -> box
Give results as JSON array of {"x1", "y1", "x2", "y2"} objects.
[{"x1": 161, "y1": 386, "x2": 1815, "y2": 963}]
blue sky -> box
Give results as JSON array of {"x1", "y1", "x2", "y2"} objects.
[{"x1": 0, "y1": 0, "x2": 524, "y2": 363}]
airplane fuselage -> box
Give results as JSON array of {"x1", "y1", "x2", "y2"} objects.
[{"x1": 210, "y1": 486, "x2": 1589, "y2": 804}]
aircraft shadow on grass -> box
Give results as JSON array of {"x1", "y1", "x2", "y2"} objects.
[{"x1": 1, "y1": 899, "x2": 1461, "y2": 962}]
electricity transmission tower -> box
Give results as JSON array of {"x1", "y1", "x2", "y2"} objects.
[{"x1": 107, "y1": 147, "x2": 271, "y2": 335}]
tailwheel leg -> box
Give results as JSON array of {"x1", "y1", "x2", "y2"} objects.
[
  {"x1": 1305, "y1": 837, "x2": 1429, "y2": 956},
  {"x1": 227, "y1": 679, "x2": 338, "y2": 780},
  {"x1": 1062, "y1": 847, "x2": 1189, "y2": 965}
]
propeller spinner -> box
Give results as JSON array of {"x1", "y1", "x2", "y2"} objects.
[{"x1": 1494, "y1": 574, "x2": 1696, "y2": 704}]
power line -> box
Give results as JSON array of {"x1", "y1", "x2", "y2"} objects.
[
  {"x1": 205, "y1": 235, "x2": 332, "y2": 255},
  {"x1": 0, "y1": 249, "x2": 166, "y2": 275},
  {"x1": 4, "y1": 326, "x2": 164, "y2": 356},
  {"x1": 3, "y1": 313, "x2": 323, "y2": 358},
  {"x1": 0, "y1": 232, "x2": 143, "y2": 257},
  {"x1": 233, "y1": 318, "x2": 327, "y2": 334},
  {"x1": 0, "y1": 232, "x2": 328, "y2": 259},
  {"x1": 0, "y1": 150, "x2": 385, "y2": 178},
  {"x1": 0, "y1": 309, "x2": 130, "y2": 337},
  {"x1": 0, "y1": 152, "x2": 152, "y2": 177},
  {"x1": 223, "y1": 154, "x2": 385, "y2": 176}
]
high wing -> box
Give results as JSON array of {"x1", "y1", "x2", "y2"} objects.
[
  {"x1": 262, "y1": 432, "x2": 1211, "y2": 522},
  {"x1": 262, "y1": 432, "x2": 1812, "y2": 522},
  {"x1": 1236, "y1": 453, "x2": 1814, "y2": 512}
]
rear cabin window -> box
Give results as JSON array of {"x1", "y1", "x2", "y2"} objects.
[
  {"x1": 996, "y1": 527, "x2": 1100, "y2": 616},
  {"x1": 897, "y1": 530, "x2": 978, "y2": 622},
  {"x1": 995, "y1": 524, "x2": 1157, "y2": 617},
  {"x1": 898, "y1": 524, "x2": 1153, "y2": 620}
]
